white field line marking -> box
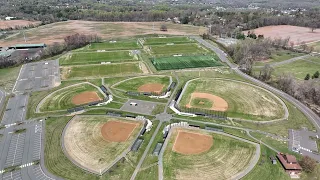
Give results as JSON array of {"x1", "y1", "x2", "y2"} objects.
[
  {"x1": 12, "y1": 65, "x2": 24, "y2": 92},
  {"x1": 11, "y1": 133, "x2": 21, "y2": 166}
]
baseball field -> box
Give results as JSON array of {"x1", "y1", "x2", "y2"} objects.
[
  {"x1": 63, "y1": 116, "x2": 142, "y2": 173},
  {"x1": 163, "y1": 128, "x2": 256, "y2": 180},
  {"x1": 178, "y1": 79, "x2": 286, "y2": 121},
  {"x1": 39, "y1": 83, "x2": 104, "y2": 112},
  {"x1": 113, "y1": 76, "x2": 171, "y2": 94},
  {"x1": 60, "y1": 51, "x2": 136, "y2": 65}
]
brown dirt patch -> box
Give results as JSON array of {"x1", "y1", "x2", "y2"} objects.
[
  {"x1": 243, "y1": 25, "x2": 320, "y2": 45},
  {"x1": 0, "y1": 20, "x2": 40, "y2": 29},
  {"x1": 186, "y1": 92, "x2": 228, "y2": 111},
  {"x1": 173, "y1": 130, "x2": 213, "y2": 155},
  {"x1": 101, "y1": 121, "x2": 138, "y2": 142},
  {"x1": 71, "y1": 91, "x2": 102, "y2": 105},
  {"x1": 138, "y1": 83, "x2": 164, "y2": 94}
]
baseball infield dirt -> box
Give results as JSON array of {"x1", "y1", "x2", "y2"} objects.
[
  {"x1": 138, "y1": 83, "x2": 164, "y2": 94},
  {"x1": 173, "y1": 130, "x2": 213, "y2": 155},
  {"x1": 243, "y1": 25, "x2": 320, "y2": 45},
  {"x1": 186, "y1": 92, "x2": 228, "y2": 111},
  {"x1": 101, "y1": 121, "x2": 139, "y2": 142},
  {"x1": 71, "y1": 91, "x2": 102, "y2": 105}
]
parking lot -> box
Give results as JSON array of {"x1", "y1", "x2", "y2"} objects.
[
  {"x1": 4, "y1": 133, "x2": 26, "y2": 168},
  {"x1": 1, "y1": 170, "x2": 22, "y2": 180},
  {"x1": 120, "y1": 99, "x2": 157, "y2": 115},
  {"x1": 32, "y1": 123, "x2": 42, "y2": 161},
  {"x1": 13, "y1": 60, "x2": 60, "y2": 92},
  {"x1": 1, "y1": 94, "x2": 28, "y2": 125}
]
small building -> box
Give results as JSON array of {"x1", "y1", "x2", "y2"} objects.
[
  {"x1": 270, "y1": 156, "x2": 277, "y2": 164},
  {"x1": 9, "y1": 43, "x2": 46, "y2": 50},
  {"x1": 131, "y1": 139, "x2": 143, "y2": 152},
  {"x1": 277, "y1": 153, "x2": 302, "y2": 176},
  {"x1": 5, "y1": 17, "x2": 16, "y2": 21}
]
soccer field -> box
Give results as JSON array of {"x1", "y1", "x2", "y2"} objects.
[
  {"x1": 143, "y1": 36, "x2": 193, "y2": 45},
  {"x1": 151, "y1": 55, "x2": 222, "y2": 70},
  {"x1": 60, "y1": 51, "x2": 135, "y2": 65},
  {"x1": 89, "y1": 40, "x2": 141, "y2": 51},
  {"x1": 150, "y1": 43, "x2": 207, "y2": 55}
]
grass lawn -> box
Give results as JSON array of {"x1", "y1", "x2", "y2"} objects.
[
  {"x1": 253, "y1": 49, "x2": 305, "y2": 66},
  {"x1": 39, "y1": 83, "x2": 103, "y2": 112},
  {"x1": 273, "y1": 59, "x2": 320, "y2": 80},
  {"x1": 242, "y1": 145, "x2": 290, "y2": 180},
  {"x1": 60, "y1": 51, "x2": 135, "y2": 65},
  {"x1": 151, "y1": 55, "x2": 222, "y2": 70},
  {"x1": 310, "y1": 41, "x2": 320, "y2": 52},
  {"x1": 0, "y1": 66, "x2": 21, "y2": 91},
  {"x1": 61, "y1": 63, "x2": 142, "y2": 79},
  {"x1": 163, "y1": 128, "x2": 256, "y2": 180},
  {"x1": 179, "y1": 79, "x2": 285, "y2": 121},
  {"x1": 143, "y1": 36, "x2": 193, "y2": 45},
  {"x1": 88, "y1": 40, "x2": 140, "y2": 51},
  {"x1": 113, "y1": 76, "x2": 171, "y2": 92},
  {"x1": 150, "y1": 43, "x2": 207, "y2": 56},
  {"x1": 135, "y1": 165, "x2": 158, "y2": 180}
]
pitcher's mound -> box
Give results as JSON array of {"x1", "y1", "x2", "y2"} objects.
[
  {"x1": 173, "y1": 130, "x2": 213, "y2": 155},
  {"x1": 186, "y1": 92, "x2": 228, "y2": 111},
  {"x1": 101, "y1": 121, "x2": 138, "y2": 142},
  {"x1": 71, "y1": 91, "x2": 102, "y2": 105},
  {"x1": 138, "y1": 83, "x2": 164, "y2": 94}
]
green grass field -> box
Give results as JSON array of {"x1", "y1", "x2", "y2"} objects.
[
  {"x1": 150, "y1": 43, "x2": 207, "y2": 55},
  {"x1": 0, "y1": 66, "x2": 21, "y2": 91},
  {"x1": 60, "y1": 51, "x2": 135, "y2": 65},
  {"x1": 63, "y1": 116, "x2": 142, "y2": 173},
  {"x1": 88, "y1": 40, "x2": 140, "y2": 51},
  {"x1": 152, "y1": 55, "x2": 222, "y2": 70},
  {"x1": 39, "y1": 83, "x2": 103, "y2": 112},
  {"x1": 61, "y1": 63, "x2": 142, "y2": 79},
  {"x1": 253, "y1": 49, "x2": 305, "y2": 66},
  {"x1": 163, "y1": 129, "x2": 256, "y2": 180},
  {"x1": 273, "y1": 58, "x2": 320, "y2": 80},
  {"x1": 143, "y1": 36, "x2": 192, "y2": 45},
  {"x1": 179, "y1": 79, "x2": 285, "y2": 121},
  {"x1": 310, "y1": 41, "x2": 320, "y2": 52},
  {"x1": 113, "y1": 76, "x2": 170, "y2": 92}
]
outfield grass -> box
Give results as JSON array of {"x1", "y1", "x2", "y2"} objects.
[
  {"x1": 143, "y1": 36, "x2": 192, "y2": 45},
  {"x1": 113, "y1": 76, "x2": 171, "y2": 92},
  {"x1": 243, "y1": 145, "x2": 290, "y2": 180},
  {"x1": 273, "y1": 59, "x2": 320, "y2": 80},
  {"x1": 179, "y1": 79, "x2": 285, "y2": 121},
  {"x1": 152, "y1": 55, "x2": 222, "y2": 70},
  {"x1": 39, "y1": 83, "x2": 103, "y2": 112},
  {"x1": 253, "y1": 49, "x2": 305, "y2": 66},
  {"x1": 63, "y1": 116, "x2": 142, "y2": 173},
  {"x1": 0, "y1": 66, "x2": 21, "y2": 91},
  {"x1": 60, "y1": 51, "x2": 135, "y2": 65},
  {"x1": 61, "y1": 63, "x2": 142, "y2": 79},
  {"x1": 88, "y1": 40, "x2": 140, "y2": 51},
  {"x1": 163, "y1": 129, "x2": 256, "y2": 180},
  {"x1": 150, "y1": 43, "x2": 207, "y2": 55}
]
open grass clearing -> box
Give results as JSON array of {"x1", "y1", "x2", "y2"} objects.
[
  {"x1": 88, "y1": 40, "x2": 141, "y2": 51},
  {"x1": 150, "y1": 43, "x2": 207, "y2": 56},
  {"x1": 0, "y1": 66, "x2": 21, "y2": 91},
  {"x1": 60, "y1": 51, "x2": 135, "y2": 65},
  {"x1": 152, "y1": 55, "x2": 222, "y2": 70},
  {"x1": 63, "y1": 116, "x2": 142, "y2": 173},
  {"x1": 143, "y1": 36, "x2": 193, "y2": 45},
  {"x1": 113, "y1": 76, "x2": 170, "y2": 93},
  {"x1": 61, "y1": 63, "x2": 143, "y2": 79},
  {"x1": 273, "y1": 58, "x2": 320, "y2": 80},
  {"x1": 253, "y1": 49, "x2": 306, "y2": 66},
  {"x1": 310, "y1": 41, "x2": 320, "y2": 52},
  {"x1": 242, "y1": 145, "x2": 290, "y2": 180},
  {"x1": 163, "y1": 128, "x2": 256, "y2": 180},
  {"x1": 179, "y1": 79, "x2": 285, "y2": 121}
]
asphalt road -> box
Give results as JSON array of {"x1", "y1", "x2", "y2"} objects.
[{"x1": 192, "y1": 36, "x2": 320, "y2": 132}]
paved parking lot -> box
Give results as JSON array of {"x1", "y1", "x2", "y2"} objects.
[
  {"x1": 5, "y1": 133, "x2": 26, "y2": 167},
  {"x1": 1, "y1": 170, "x2": 22, "y2": 180},
  {"x1": 1, "y1": 94, "x2": 28, "y2": 125},
  {"x1": 289, "y1": 128, "x2": 319, "y2": 153},
  {"x1": 13, "y1": 60, "x2": 60, "y2": 92},
  {"x1": 32, "y1": 124, "x2": 42, "y2": 161},
  {"x1": 120, "y1": 99, "x2": 157, "y2": 115},
  {"x1": 32, "y1": 165, "x2": 54, "y2": 180}
]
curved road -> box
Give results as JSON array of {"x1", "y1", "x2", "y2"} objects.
[{"x1": 191, "y1": 36, "x2": 320, "y2": 132}]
